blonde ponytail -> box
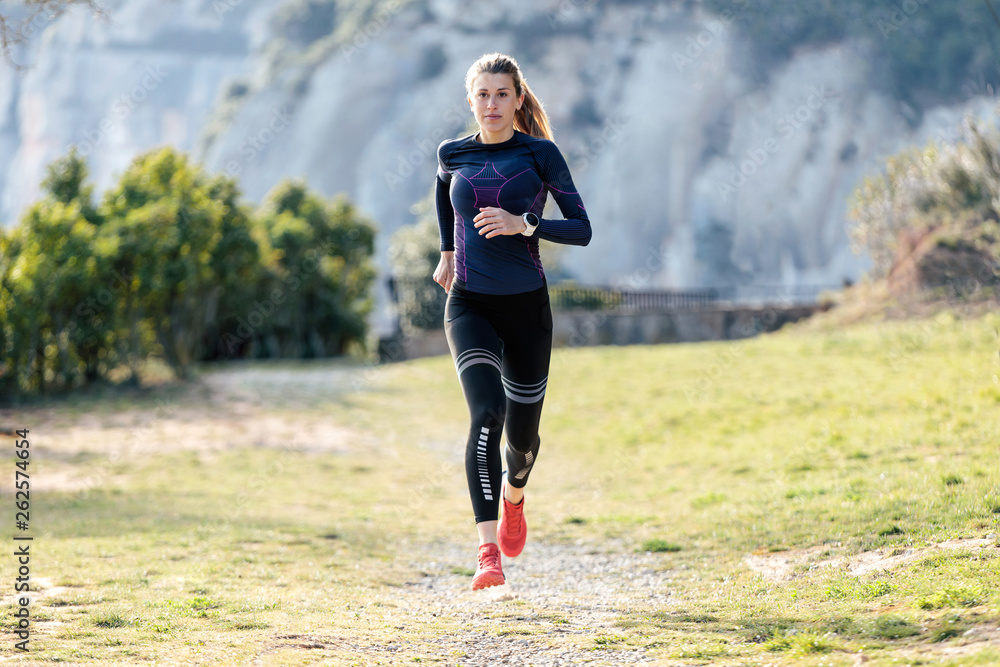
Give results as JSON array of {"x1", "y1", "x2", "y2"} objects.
[
  {"x1": 514, "y1": 80, "x2": 553, "y2": 141},
  {"x1": 465, "y1": 52, "x2": 554, "y2": 141}
]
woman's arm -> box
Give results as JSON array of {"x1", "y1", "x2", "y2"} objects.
[
  {"x1": 433, "y1": 251, "x2": 455, "y2": 292},
  {"x1": 435, "y1": 145, "x2": 455, "y2": 252},
  {"x1": 534, "y1": 142, "x2": 592, "y2": 247},
  {"x1": 434, "y1": 142, "x2": 456, "y2": 291}
]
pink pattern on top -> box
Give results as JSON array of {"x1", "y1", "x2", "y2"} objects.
[{"x1": 465, "y1": 161, "x2": 534, "y2": 210}]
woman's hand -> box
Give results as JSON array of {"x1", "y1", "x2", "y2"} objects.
[
  {"x1": 433, "y1": 251, "x2": 456, "y2": 292},
  {"x1": 473, "y1": 207, "x2": 527, "y2": 239}
]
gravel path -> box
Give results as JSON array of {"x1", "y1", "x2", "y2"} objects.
[
  {"x1": 245, "y1": 540, "x2": 687, "y2": 666},
  {"x1": 389, "y1": 541, "x2": 682, "y2": 666}
]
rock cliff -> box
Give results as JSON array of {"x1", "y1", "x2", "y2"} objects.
[{"x1": 2, "y1": 0, "x2": 997, "y2": 309}]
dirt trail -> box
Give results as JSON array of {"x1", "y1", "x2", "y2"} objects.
[
  {"x1": 248, "y1": 543, "x2": 677, "y2": 666},
  {"x1": 745, "y1": 538, "x2": 1000, "y2": 582},
  {"x1": 395, "y1": 541, "x2": 674, "y2": 666},
  {"x1": 2, "y1": 363, "x2": 371, "y2": 492}
]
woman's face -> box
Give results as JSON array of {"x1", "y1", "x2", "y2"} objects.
[{"x1": 468, "y1": 72, "x2": 523, "y2": 136}]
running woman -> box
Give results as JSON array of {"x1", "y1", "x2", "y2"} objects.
[{"x1": 432, "y1": 52, "x2": 592, "y2": 590}]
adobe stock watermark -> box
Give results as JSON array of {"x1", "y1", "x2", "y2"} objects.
[
  {"x1": 72, "y1": 394, "x2": 178, "y2": 502},
  {"x1": 873, "y1": 0, "x2": 931, "y2": 39},
  {"x1": 884, "y1": 317, "x2": 944, "y2": 373},
  {"x1": 339, "y1": 0, "x2": 405, "y2": 62},
  {"x1": 225, "y1": 105, "x2": 295, "y2": 177},
  {"x1": 60, "y1": 269, "x2": 131, "y2": 342},
  {"x1": 3, "y1": 1, "x2": 107, "y2": 61},
  {"x1": 72, "y1": 65, "x2": 168, "y2": 157},
  {"x1": 218, "y1": 230, "x2": 358, "y2": 354},
  {"x1": 551, "y1": 444, "x2": 651, "y2": 524},
  {"x1": 211, "y1": 438, "x2": 302, "y2": 533},
  {"x1": 682, "y1": 292, "x2": 797, "y2": 403},
  {"x1": 716, "y1": 85, "x2": 836, "y2": 202},
  {"x1": 346, "y1": 306, "x2": 442, "y2": 394},
  {"x1": 397, "y1": 460, "x2": 461, "y2": 516},
  {"x1": 10, "y1": 8, "x2": 58, "y2": 42},
  {"x1": 889, "y1": 67, "x2": 1000, "y2": 151},
  {"x1": 672, "y1": 0, "x2": 750, "y2": 73},
  {"x1": 546, "y1": 0, "x2": 601, "y2": 29},
  {"x1": 558, "y1": 244, "x2": 672, "y2": 350},
  {"x1": 213, "y1": 0, "x2": 246, "y2": 22},
  {"x1": 567, "y1": 114, "x2": 627, "y2": 172},
  {"x1": 383, "y1": 100, "x2": 469, "y2": 192}
]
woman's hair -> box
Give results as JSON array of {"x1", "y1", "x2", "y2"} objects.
[{"x1": 465, "y1": 52, "x2": 553, "y2": 141}]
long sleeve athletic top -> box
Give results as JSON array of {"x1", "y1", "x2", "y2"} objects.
[{"x1": 436, "y1": 129, "x2": 591, "y2": 295}]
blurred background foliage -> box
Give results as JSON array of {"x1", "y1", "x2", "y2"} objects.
[
  {"x1": 849, "y1": 118, "x2": 1000, "y2": 294},
  {"x1": 387, "y1": 196, "x2": 446, "y2": 338},
  {"x1": 0, "y1": 147, "x2": 376, "y2": 397}
]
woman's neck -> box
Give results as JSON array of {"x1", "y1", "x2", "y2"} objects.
[{"x1": 476, "y1": 127, "x2": 515, "y2": 144}]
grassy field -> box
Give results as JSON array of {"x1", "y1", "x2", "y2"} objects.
[{"x1": 1, "y1": 311, "x2": 1000, "y2": 665}]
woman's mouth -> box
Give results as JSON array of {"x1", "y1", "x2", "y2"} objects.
[{"x1": 484, "y1": 114, "x2": 502, "y2": 120}]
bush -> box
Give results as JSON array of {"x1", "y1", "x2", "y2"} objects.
[
  {"x1": 0, "y1": 148, "x2": 378, "y2": 398},
  {"x1": 99, "y1": 147, "x2": 267, "y2": 379},
  {"x1": 848, "y1": 118, "x2": 1000, "y2": 278},
  {"x1": 0, "y1": 150, "x2": 117, "y2": 395},
  {"x1": 249, "y1": 179, "x2": 376, "y2": 358},
  {"x1": 549, "y1": 283, "x2": 622, "y2": 311}
]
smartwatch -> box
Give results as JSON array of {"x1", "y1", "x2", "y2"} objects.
[{"x1": 521, "y1": 212, "x2": 539, "y2": 237}]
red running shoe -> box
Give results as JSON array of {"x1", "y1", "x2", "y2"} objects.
[
  {"x1": 471, "y1": 543, "x2": 505, "y2": 590},
  {"x1": 497, "y1": 479, "x2": 527, "y2": 558}
]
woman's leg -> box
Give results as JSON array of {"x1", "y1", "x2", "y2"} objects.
[
  {"x1": 492, "y1": 287, "x2": 551, "y2": 559},
  {"x1": 444, "y1": 291, "x2": 507, "y2": 532},
  {"x1": 499, "y1": 287, "x2": 553, "y2": 493}
]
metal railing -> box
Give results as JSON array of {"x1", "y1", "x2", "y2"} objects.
[
  {"x1": 386, "y1": 278, "x2": 842, "y2": 320},
  {"x1": 549, "y1": 283, "x2": 843, "y2": 311},
  {"x1": 712, "y1": 284, "x2": 844, "y2": 305},
  {"x1": 549, "y1": 285, "x2": 719, "y2": 311}
]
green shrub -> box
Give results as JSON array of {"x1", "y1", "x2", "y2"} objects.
[
  {"x1": 849, "y1": 120, "x2": 1000, "y2": 279},
  {"x1": 251, "y1": 179, "x2": 376, "y2": 358},
  {"x1": 0, "y1": 148, "x2": 377, "y2": 397},
  {"x1": 0, "y1": 150, "x2": 118, "y2": 395}
]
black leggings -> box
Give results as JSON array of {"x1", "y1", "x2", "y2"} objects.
[{"x1": 444, "y1": 280, "x2": 553, "y2": 523}]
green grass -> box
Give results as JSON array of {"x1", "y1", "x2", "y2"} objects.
[
  {"x1": 3, "y1": 311, "x2": 1000, "y2": 664},
  {"x1": 90, "y1": 609, "x2": 138, "y2": 629},
  {"x1": 640, "y1": 538, "x2": 682, "y2": 553},
  {"x1": 918, "y1": 585, "x2": 987, "y2": 610}
]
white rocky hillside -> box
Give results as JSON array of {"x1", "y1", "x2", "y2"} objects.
[{"x1": 1, "y1": 0, "x2": 997, "y2": 313}]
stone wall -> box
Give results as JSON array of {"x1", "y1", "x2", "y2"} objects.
[{"x1": 396, "y1": 304, "x2": 824, "y2": 361}]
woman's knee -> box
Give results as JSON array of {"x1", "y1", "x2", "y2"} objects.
[
  {"x1": 505, "y1": 429, "x2": 539, "y2": 454},
  {"x1": 469, "y1": 401, "x2": 506, "y2": 432}
]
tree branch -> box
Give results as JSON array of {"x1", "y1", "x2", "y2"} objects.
[{"x1": 1, "y1": 0, "x2": 108, "y2": 69}]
